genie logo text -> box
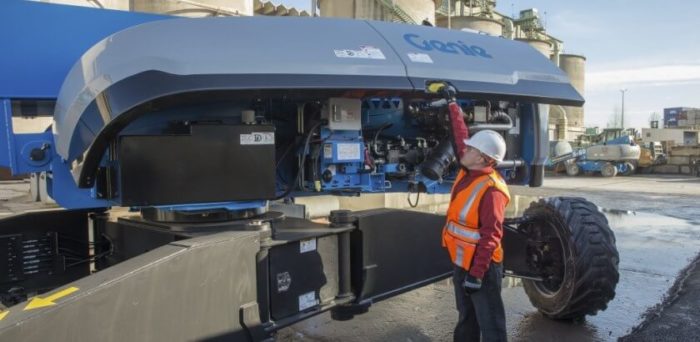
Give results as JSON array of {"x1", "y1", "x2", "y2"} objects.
[{"x1": 403, "y1": 33, "x2": 493, "y2": 59}]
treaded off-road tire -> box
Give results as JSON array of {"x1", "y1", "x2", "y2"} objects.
[
  {"x1": 521, "y1": 197, "x2": 619, "y2": 320},
  {"x1": 601, "y1": 163, "x2": 617, "y2": 177},
  {"x1": 565, "y1": 163, "x2": 580, "y2": 176},
  {"x1": 622, "y1": 162, "x2": 636, "y2": 176}
]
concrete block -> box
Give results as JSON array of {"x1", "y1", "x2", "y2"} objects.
[
  {"x1": 670, "y1": 156, "x2": 690, "y2": 165},
  {"x1": 680, "y1": 166, "x2": 692, "y2": 174},
  {"x1": 670, "y1": 146, "x2": 700, "y2": 157},
  {"x1": 653, "y1": 165, "x2": 680, "y2": 174}
]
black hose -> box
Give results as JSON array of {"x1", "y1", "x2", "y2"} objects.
[
  {"x1": 407, "y1": 187, "x2": 420, "y2": 208},
  {"x1": 273, "y1": 121, "x2": 322, "y2": 200},
  {"x1": 372, "y1": 122, "x2": 393, "y2": 156},
  {"x1": 489, "y1": 110, "x2": 513, "y2": 126}
]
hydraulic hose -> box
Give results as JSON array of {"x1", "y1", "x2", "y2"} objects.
[{"x1": 273, "y1": 121, "x2": 322, "y2": 200}]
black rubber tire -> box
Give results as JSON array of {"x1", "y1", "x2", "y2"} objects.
[
  {"x1": 601, "y1": 163, "x2": 617, "y2": 177},
  {"x1": 521, "y1": 197, "x2": 620, "y2": 320},
  {"x1": 565, "y1": 163, "x2": 580, "y2": 176},
  {"x1": 621, "y1": 162, "x2": 635, "y2": 176}
]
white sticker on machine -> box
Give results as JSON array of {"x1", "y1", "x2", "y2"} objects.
[
  {"x1": 334, "y1": 45, "x2": 386, "y2": 60},
  {"x1": 323, "y1": 144, "x2": 333, "y2": 159},
  {"x1": 336, "y1": 143, "x2": 361, "y2": 161},
  {"x1": 407, "y1": 52, "x2": 434, "y2": 64},
  {"x1": 277, "y1": 272, "x2": 291, "y2": 292},
  {"x1": 300, "y1": 238, "x2": 317, "y2": 253},
  {"x1": 240, "y1": 132, "x2": 274, "y2": 145},
  {"x1": 298, "y1": 291, "x2": 318, "y2": 311}
]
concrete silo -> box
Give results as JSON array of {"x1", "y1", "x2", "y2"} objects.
[
  {"x1": 437, "y1": 15, "x2": 503, "y2": 36},
  {"x1": 37, "y1": 0, "x2": 254, "y2": 16},
  {"x1": 435, "y1": 0, "x2": 503, "y2": 36},
  {"x1": 132, "y1": 0, "x2": 254, "y2": 17},
  {"x1": 36, "y1": 0, "x2": 129, "y2": 10},
  {"x1": 512, "y1": 8, "x2": 552, "y2": 57},
  {"x1": 515, "y1": 38, "x2": 552, "y2": 57},
  {"x1": 318, "y1": 0, "x2": 441, "y2": 25},
  {"x1": 558, "y1": 54, "x2": 586, "y2": 135}
]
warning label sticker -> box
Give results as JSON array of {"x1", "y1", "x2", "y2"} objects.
[
  {"x1": 334, "y1": 45, "x2": 386, "y2": 60},
  {"x1": 407, "y1": 52, "x2": 434, "y2": 64},
  {"x1": 300, "y1": 238, "x2": 317, "y2": 253},
  {"x1": 337, "y1": 143, "x2": 361, "y2": 161},
  {"x1": 299, "y1": 291, "x2": 318, "y2": 311},
  {"x1": 324, "y1": 144, "x2": 333, "y2": 159},
  {"x1": 240, "y1": 132, "x2": 274, "y2": 145}
]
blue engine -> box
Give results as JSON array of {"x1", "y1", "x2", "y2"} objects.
[
  {"x1": 314, "y1": 128, "x2": 385, "y2": 192},
  {"x1": 0, "y1": 1, "x2": 569, "y2": 210}
]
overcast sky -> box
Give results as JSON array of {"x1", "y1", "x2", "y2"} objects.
[{"x1": 278, "y1": 0, "x2": 700, "y2": 129}]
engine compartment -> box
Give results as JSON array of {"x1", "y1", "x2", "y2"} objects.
[{"x1": 95, "y1": 94, "x2": 542, "y2": 208}]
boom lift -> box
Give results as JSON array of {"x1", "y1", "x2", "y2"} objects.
[
  {"x1": 0, "y1": 2, "x2": 619, "y2": 340},
  {"x1": 551, "y1": 134, "x2": 641, "y2": 177}
]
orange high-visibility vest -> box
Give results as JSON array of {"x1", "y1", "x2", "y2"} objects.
[{"x1": 442, "y1": 169, "x2": 511, "y2": 270}]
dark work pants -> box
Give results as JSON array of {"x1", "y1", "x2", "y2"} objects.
[{"x1": 452, "y1": 262, "x2": 507, "y2": 342}]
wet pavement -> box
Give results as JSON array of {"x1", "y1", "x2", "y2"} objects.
[
  {"x1": 2, "y1": 175, "x2": 699, "y2": 341},
  {"x1": 513, "y1": 210, "x2": 700, "y2": 341},
  {"x1": 277, "y1": 200, "x2": 700, "y2": 342}
]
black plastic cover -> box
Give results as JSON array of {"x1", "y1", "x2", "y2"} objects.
[
  {"x1": 351, "y1": 209, "x2": 453, "y2": 303},
  {"x1": 119, "y1": 124, "x2": 275, "y2": 206}
]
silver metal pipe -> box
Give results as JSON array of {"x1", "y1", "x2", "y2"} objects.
[
  {"x1": 470, "y1": 123, "x2": 513, "y2": 131},
  {"x1": 496, "y1": 159, "x2": 525, "y2": 168}
]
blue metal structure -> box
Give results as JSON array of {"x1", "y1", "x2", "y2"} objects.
[
  {"x1": 1, "y1": 0, "x2": 583, "y2": 210},
  {"x1": 0, "y1": 5, "x2": 625, "y2": 339},
  {"x1": 576, "y1": 134, "x2": 639, "y2": 176},
  {"x1": 0, "y1": 1, "x2": 169, "y2": 209},
  {"x1": 0, "y1": 1, "x2": 169, "y2": 99},
  {"x1": 551, "y1": 135, "x2": 641, "y2": 177}
]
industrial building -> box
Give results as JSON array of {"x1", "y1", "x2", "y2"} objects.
[
  {"x1": 664, "y1": 107, "x2": 700, "y2": 129},
  {"x1": 3, "y1": 2, "x2": 700, "y2": 341},
  {"x1": 32, "y1": 0, "x2": 585, "y2": 143},
  {"x1": 641, "y1": 128, "x2": 700, "y2": 146}
]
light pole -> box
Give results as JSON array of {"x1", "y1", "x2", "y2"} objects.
[{"x1": 620, "y1": 89, "x2": 628, "y2": 129}]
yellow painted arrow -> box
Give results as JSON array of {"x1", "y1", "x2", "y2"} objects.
[
  {"x1": 0, "y1": 311, "x2": 8, "y2": 321},
  {"x1": 23, "y1": 287, "x2": 79, "y2": 311}
]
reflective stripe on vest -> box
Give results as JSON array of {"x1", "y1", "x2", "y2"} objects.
[
  {"x1": 443, "y1": 170, "x2": 511, "y2": 269},
  {"x1": 455, "y1": 245, "x2": 464, "y2": 267},
  {"x1": 458, "y1": 179, "x2": 489, "y2": 225},
  {"x1": 447, "y1": 221, "x2": 481, "y2": 241}
]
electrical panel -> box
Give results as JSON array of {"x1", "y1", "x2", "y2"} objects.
[{"x1": 323, "y1": 98, "x2": 362, "y2": 131}]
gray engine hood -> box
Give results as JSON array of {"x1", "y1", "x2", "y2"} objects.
[{"x1": 52, "y1": 16, "x2": 583, "y2": 186}]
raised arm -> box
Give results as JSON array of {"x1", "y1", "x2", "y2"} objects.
[{"x1": 448, "y1": 101, "x2": 469, "y2": 160}]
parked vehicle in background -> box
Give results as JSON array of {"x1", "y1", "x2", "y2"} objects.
[
  {"x1": 637, "y1": 141, "x2": 667, "y2": 173},
  {"x1": 550, "y1": 134, "x2": 641, "y2": 177}
]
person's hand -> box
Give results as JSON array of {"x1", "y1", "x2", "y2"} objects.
[
  {"x1": 439, "y1": 84, "x2": 457, "y2": 103},
  {"x1": 426, "y1": 82, "x2": 457, "y2": 102},
  {"x1": 463, "y1": 274, "x2": 482, "y2": 294}
]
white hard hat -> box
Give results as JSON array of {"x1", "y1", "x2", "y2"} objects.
[{"x1": 463, "y1": 130, "x2": 506, "y2": 162}]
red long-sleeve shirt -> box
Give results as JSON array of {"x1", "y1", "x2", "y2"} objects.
[{"x1": 447, "y1": 102, "x2": 508, "y2": 279}]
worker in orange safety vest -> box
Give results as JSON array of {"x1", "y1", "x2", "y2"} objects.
[{"x1": 437, "y1": 84, "x2": 510, "y2": 342}]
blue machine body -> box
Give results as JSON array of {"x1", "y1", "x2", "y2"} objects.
[
  {"x1": 0, "y1": 1, "x2": 169, "y2": 209},
  {"x1": 0, "y1": 1, "x2": 169, "y2": 99},
  {"x1": 316, "y1": 128, "x2": 386, "y2": 192},
  {"x1": 576, "y1": 135, "x2": 638, "y2": 175},
  {"x1": 1, "y1": 1, "x2": 583, "y2": 210}
]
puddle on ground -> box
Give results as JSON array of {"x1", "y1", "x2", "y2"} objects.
[
  {"x1": 296, "y1": 194, "x2": 700, "y2": 341},
  {"x1": 501, "y1": 197, "x2": 700, "y2": 341}
]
